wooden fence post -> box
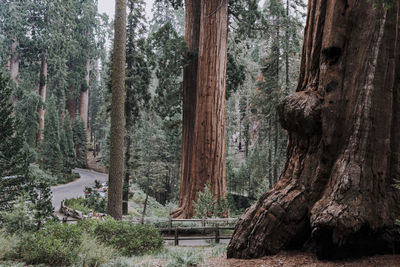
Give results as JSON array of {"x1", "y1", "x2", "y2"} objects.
[
  {"x1": 215, "y1": 224, "x2": 220, "y2": 244},
  {"x1": 169, "y1": 215, "x2": 172, "y2": 234},
  {"x1": 174, "y1": 226, "x2": 179, "y2": 246}
]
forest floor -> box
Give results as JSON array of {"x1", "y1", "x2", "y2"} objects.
[{"x1": 204, "y1": 251, "x2": 400, "y2": 267}]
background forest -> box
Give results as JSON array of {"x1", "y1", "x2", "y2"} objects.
[{"x1": 0, "y1": 0, "x2": 306, "y2": 216}]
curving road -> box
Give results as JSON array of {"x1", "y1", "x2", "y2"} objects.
[{"x1": 51, "y1": 168, "x2": 108, "y2": 212}]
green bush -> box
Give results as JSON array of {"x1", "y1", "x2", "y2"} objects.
[
  {"x1": 93, "y1": 219, "x2": 164, "y2": 256},
  {"x1": 17, "y1": 223, "x2": 83, "y2": 266},
  {"x1": 76, "y1": 233, "x2": 118, "y2": 267},
  {"x1": 64, "y1": 195, "x2": 106, "y2": 214},
  {"x1": 194, "y1": 184, "x2": 229, "y2": 218},
  {"x1": 0, "y1": 202, "x2": 36, "y2": 234},
  {"x1": 164, "y1": 248, "x2": 204, "y2": 267},
  {"x1": 0, "y1": 231, "x2": 19, "y2": 260}
]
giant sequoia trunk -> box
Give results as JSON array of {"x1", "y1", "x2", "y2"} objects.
[
  {"x1": 228, "y1": 0, "x2": 400, "y2": 259},
  {"x1": 172, "y1": 0, "x2": 228, "y2": 218},
  {"x1": 171, "y1": 0, "x2": 201, "y2": 219}
]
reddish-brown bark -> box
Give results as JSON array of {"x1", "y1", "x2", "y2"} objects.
[
  {"x1": 173, "y1": 0, "x2": 228, "y2": 218},
  {"x1": 171, "y1": 0, "x2": 201, "y2": 219},
  {"x1": 227, "y1": 1, "x2": 400, "y2": 259}
]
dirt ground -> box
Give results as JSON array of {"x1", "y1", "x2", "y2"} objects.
[{"x1": 204, "y1": 251, "x2": 400, "y2": 267}]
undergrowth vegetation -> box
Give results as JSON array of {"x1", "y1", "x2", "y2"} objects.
[{"x1": 0, "y1": 218, "x2": 164, "y2": 266}]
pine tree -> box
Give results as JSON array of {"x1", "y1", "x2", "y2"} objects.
[
  {"x1": 73, "y1": 117, "x2": 87, "y2": 168},
  {"x1": 41, "y1": 97, "x2": 63, "y2": 177},
  {"x1": 59, "y1": 111, "x2": 75, "y2": 174},
  {"x1": 0, "y1": 71, "x2": 27, "y2": 211}
]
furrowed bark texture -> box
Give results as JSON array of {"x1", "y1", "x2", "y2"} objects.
[
  {"x1": 171, "y1": 0, "x2": 201, "y2": 219},
  {"x1": 227, "y1": 0, "x2": 400, "y2": 259},
  {"x1": 107, "y1": 0, "x2": 126, "y2": 220},
  {"x1": 173, "y1": 0, "x2": 228, "y2": 218}
]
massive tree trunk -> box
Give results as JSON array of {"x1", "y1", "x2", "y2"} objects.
[
  {"x1": 37, "y1": 52, "x2": 47, "y2": 142},
  {"x1": 79, "y1": 59, "x2": 90, "y2": 131},
  {"x1": 107, "y1": 0, "x2": 127, "y2": 220},
  {"x1": 171, "y1": 0, "x2": 201, "y2": 219},
  {"x1": 190, "y1": 0, "x2": 228, "y2": 215},
  {"x1": 173, "y1": 0, "x2": 228, "y2": 218},
  {"x1": 228, "y1": 0, "x2": 400, "y2": 259}
]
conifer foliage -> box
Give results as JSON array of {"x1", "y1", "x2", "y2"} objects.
[
  {"x1": 73, "y1": 117, "x2": 88, "y2": 168},
  {"x1": 41, "y1": 97, "x2": 63, "y2": 177},
  {"x1": 0, "y1": 72, "x2": 27, "y2": 211}
]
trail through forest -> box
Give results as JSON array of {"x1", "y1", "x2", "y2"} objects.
[{"x1": 51, "y1": 168, "x2": 107, "y2": 212}]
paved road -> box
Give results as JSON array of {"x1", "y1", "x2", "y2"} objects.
[{"x1": 51, "y1": 168, "x2": 108, "y2": 212}]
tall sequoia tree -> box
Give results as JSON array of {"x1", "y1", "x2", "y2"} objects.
[
  {"x1": 170, "y1": 0, "x2": 201, "y2": 219},
  {"x1": 227, "y1": 0, "x2": 400, "y2": 259},
  {"x1": 172, "y1": 0, "x2": 228, "y2": 218},
  {"x1": 107, "y1": 0, "x2": 127, "y2": 220}
]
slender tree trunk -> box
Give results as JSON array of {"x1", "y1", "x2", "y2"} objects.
[
  {"x1": 107, "y1": 0, "x2": 127, "y2": 220},
  {"x1": 37, "y1": 52, "x2": 47, "y2": 142},
  {"x1": 79, "y1": 59, "x2": 90, "y2": 131},
  {"x1": 170, "y1": 0, "x2": 201, "y2": 219},
  {"x1": 141, "y1": 171, "x2": 150, "y2": 224},
  {"x1": 122, "y1": 134, "x2": 130, "y2": 215},
  {"x1": 228, "y1": 1, "x2": 400, "y2": 259}
]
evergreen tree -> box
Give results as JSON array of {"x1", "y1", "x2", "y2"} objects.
[
  {"x1": 41, "y1": 97, "x2": 63, "y2": 177},
  {"x1": 0, "y1": 71, "x2": 27, "y2": 211},
  {"x1": 122, "y1": 0, "x2": 152, "y2": 214},
  {"x1": 59, "y1": 111, "x2": 75, "y2": 174},
  {"x1": 73, "y1": 117, "x2": 87, "y2": 168},
  {"x1": 150, "y1": 22, "x2": 185, "y2": 125}
]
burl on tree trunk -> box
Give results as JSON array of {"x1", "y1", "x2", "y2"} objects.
[{"x1": 227, "y1": 0, "x2": 400, "y2": 259}]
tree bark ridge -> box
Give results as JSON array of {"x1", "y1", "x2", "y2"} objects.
[{"x1": 227, "y1": 0, "x2": 400, "y2": 259}]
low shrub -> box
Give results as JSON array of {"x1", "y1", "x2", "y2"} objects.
[
  {"x1": 164, "y1": 248, "x2": 204, "y2": 267},
  {"x1": 76, "y1": 232, "x2": 118, "y2": 267},
  {"x1": 0, "y1": 202, "x2": 36, "y2": 234},
  {"x1": 0, "y1": 231, "x2": 19, "y2": 260},
  {"x1": 93, "y1": 219, "x2": 164, "y2": 256},
  {"x1": 64, "y1": 195, "x2": 106, "y2": 214},
  {"x1": 17, "y1": 223, "x2": 82, "y2": 266},
  {"x1": 194, "y1": 184, "x2": 229, "y2": 218}
]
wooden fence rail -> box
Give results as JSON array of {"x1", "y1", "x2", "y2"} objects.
[{"x1": 163, "y1": 225, "x2": 235, "y2": 246}]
